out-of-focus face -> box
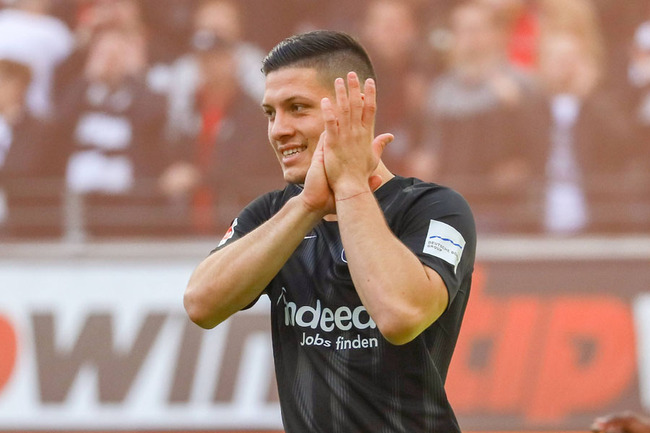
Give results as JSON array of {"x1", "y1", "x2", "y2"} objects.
[
  {"x1": 538, "y1": 32, "x2": 588, "y2": 94},
  {"x1": 451, "y1": 4, "x2": 501, "y2": 66},
  {"x1": 362, "y1": 1, "x2": 417, "y2": 62},
  {"x1": 193, "y1": 1, "x2": 241, "y2": 43},
  {"x1": 262, "y1": 67, "x2": 333, "y2": 184},
  {"x1": 84, "y1": 30, "x2": 146, "y2": 84},
  {"x1": 198, "y1": 48, "x2": 237, "y2": 88}
]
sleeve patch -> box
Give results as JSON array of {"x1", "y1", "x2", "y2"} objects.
[
  {"x1": 423, "y1": 219, "x2": 466, "y2": 273},
  {"x1": 217, "y1": 218, "x2": 238, "y2": 247}
]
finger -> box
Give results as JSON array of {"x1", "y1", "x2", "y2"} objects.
[
  {"x1": 314, "y1": 132, "x2": 326, "y2": 159},
  {"x1": 361, "y1": 78, "x2": 377, "y2": 127},
  {"x1": 334, "y1": 76, "x2": 350, "y2": 129},
  {"x1": 321, "y1": 97, "x2": 338, "y2": 143},
  {"x1": 347, "y1": 71, "x2": 363, "y2": 125},
  {"x1": 371, "y1": 133, "x2": 394, "y2": 159}
]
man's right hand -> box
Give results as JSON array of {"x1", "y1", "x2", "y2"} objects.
[{"x1": 299, "y1": 135, "x2": 336, "y2": 217}]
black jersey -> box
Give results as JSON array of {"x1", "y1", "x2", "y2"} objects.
[{"x1": 216, "y1": 176, "x2": 476, "y2": 433}]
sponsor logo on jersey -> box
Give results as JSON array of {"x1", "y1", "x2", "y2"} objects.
[
  {"x1": 281, "y1": 296, "x2": 376, "y2": 332},
  {"x1": 217, "y1": 218, "x2": 238, "y2": 247},
  {"x1": 423, "y1": 219, "x2": 465, "y2": 273},
  {"x1": 277, "y1": 288, "x2": 379, "y2": 350}
]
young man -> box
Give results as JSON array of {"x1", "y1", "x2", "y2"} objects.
[{"x1": 184, "y1": 30, "x2": 476, "y2": 432}]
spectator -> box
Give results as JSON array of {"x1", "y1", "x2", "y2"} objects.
[
  {"x1": 590, "y1": 0, "x2": 647, "y2": 88},
  {"x1": 0, "y1": 59, "x2": 61, "y2": 237},
  {"x1": 139, "y1": 0, "x2": 197, "y2": 64},
  {"x1": 358, "y1": 0, "x2": 429, "y2": 174},
  {"x1": 407, "y1": 1, "x2": 535, "y2": 232},
  {"x1": 53, "y1": 0, "x2": 145, "y2": 104},
  {"x1": 185, "y1": 0, "x2": 266, "y2": 101},
  {"x1": 477, "y1": 0, "x2": 540, "y2": 70},
  {"x1": 0, "y1": 0, "x2": 74, "y2": 118},
  {"x1": 159, "y1": 32, "x2": 282, "y2": 235},
  {"x1": 613, "y1": 17, "x2": 650, "y2": 230},
  {"x1": 58, "y1": 26, "x2": 166, "y2": 237},
  {"x1": 525, "y1": 13, "x2": 637, "y2": 234},
  {"x1": 626, "y1": 20, "x2": 650, "y2": 148}
]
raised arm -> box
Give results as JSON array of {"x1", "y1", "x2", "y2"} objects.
[
  {"x1": 183, "y1": 196, "x2": 319, "y2": 329},
  {"x1": 321, "y1": 72, "x2": 449, "y2": 345},
  {"x1": 183, "y1": 136, "x2": 335, "y2": 329}
]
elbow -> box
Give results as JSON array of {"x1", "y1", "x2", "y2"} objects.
[
  {"x1": 183, "y1": 284, "x2": 220, "y2": 329},
  {"x1": 376, "y1": 316, "x2": 422, "y2": 346},
  {"x1": 375, "y1": 304, "x2": 444, "y2": 346}
]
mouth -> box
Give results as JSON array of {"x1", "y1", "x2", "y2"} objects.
[{"x1": 280, "y1": 145, "x2": 308, "y2": 160}]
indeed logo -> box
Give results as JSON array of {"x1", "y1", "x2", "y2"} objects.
[{"x1": 283, "y1": 300, "x2": 376, "y2": 332}]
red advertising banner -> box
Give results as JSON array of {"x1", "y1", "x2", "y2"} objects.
[{"x1": 0, "y1": 238, "x2": 648, "y2": 431}]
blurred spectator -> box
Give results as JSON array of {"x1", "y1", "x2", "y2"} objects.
[
  {"x1": 139, "y1": 0, "x2": 197, "y2": 64},
  {"x1": 358, "y1": 0, "x2": 429, "y2": 173},
  {"x1": 407, "y1": 1, "x2": 535, "y2": 232},
  {"x1": 477, "y1": 0, "x2": 539, "y2": 70},
  {"x1": 590, "y1": 0, "x2": 647, "y2": 88},
  {"x1": 53, "y1": 0, "x2": 145, "y2": 104},
  {"x1": 0, "y1": 0, "x2": 74, "y2": 118},
  {"x1": 616, "y1": 17, "x2": 650, "y2": 229},
  {"x1": 627, "y1": 20, "x2": 650, "y2": 148},
  {"x1": 187, "y1": 0, "x2": 266, "y2": 101},
  {"x1": 57, "y1": 26, "x2": 166, "y2": 237},
  {"x1": 0, "y1": 59, "x2": 62, "y2": 237},
  {"x1": 159, "y1": 32, "x2": 281, "y2": 235},
  {"x1": 524, "y1": 11, "x2": 637, "y2": 234}
]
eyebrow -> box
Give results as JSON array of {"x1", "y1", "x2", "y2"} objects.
[{"x1": 261, "y1": 95, "x2": 315, "y2": 109}]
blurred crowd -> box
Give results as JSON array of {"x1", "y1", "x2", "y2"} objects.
[{"x1": 0, "y1": 0, "x2": 648, "y2": 240}]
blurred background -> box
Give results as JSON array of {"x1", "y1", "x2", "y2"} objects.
[
  {"x1": 0, "y1": 0, "x2": 649, "y2": 432},
  {"x1": 0, "y1": 0, "x2": 648, "y2": 239}
]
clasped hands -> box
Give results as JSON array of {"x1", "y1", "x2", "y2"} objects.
[{"x1": 301, "y1": 71, "x2": 394, "y2": 215}]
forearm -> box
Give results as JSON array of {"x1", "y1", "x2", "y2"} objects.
[
  {"x1": 184, "y1": 196, "x2": 323, "y2": 328},
  {"x1": 335, "y1": 190, "x2": 447, "y2": 344}
]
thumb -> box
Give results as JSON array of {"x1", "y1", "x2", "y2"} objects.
[
  {"x1": 372, "y1": 133, "x2": 395, "y2": 158},
  {"x1": 311, "y1": 132, "x2": 326, "y2": 163}
]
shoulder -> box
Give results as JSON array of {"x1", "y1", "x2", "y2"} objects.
[
  {"x1": 214, "y1": 183, "x2": 297, "y2": 250},
  {"x1": 240, "y1": 183, "x2": 299, "y2": 220},
  {"x1": 382, "y1": 176, "x2": 472, "y2": 214},
  {"x1": 380, "y1": 176, "x2": 476, "y2": 243}
]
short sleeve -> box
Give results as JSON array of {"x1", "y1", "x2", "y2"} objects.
[
  {"x1": 393, "y1": 186, "x2": 476, "y2": 307},
  {"x1": 212, "y1": 191, "x2": 278, "y2": 253}
]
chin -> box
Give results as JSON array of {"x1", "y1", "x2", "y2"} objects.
[{"x1": 282, "y1": 170, "x2": 307, "y2": 185}]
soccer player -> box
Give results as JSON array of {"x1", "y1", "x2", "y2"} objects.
[{"x1": 184, "y1": 30, "x2": 476, "y2": 432}]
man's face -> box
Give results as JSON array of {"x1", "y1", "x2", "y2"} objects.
[{"x1": 262, "y1": 67, "x2": 333, "y2": 184}]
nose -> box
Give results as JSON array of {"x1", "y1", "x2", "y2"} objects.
[{"x1": 269, "y1": 111, "x2": 294, "y2": 141}]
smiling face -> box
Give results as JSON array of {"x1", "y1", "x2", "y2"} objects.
[{"x1": 262, "y1": 67, "x2": 334, "y2": 184}]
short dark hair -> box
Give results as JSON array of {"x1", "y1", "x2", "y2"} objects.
[{"x1": 262, "y1": 30, "x2": 376, "y2": 89}]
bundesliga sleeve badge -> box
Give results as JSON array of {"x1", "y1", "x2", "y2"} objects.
[{"x1": 217, "y1": 218, "x2": 238, "y2": 247}]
